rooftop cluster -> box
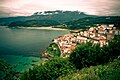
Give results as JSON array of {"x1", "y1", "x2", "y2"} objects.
[{"x1": 53, "y1": 24, "x2": 120, "y2": 57}]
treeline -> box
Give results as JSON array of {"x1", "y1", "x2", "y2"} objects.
[
  {"x1": 19, "y1": 36, "x2": 120, "y2": 80},
  {"x1": 66, "y1": 16, "x2": 120, "y2": 29},
  {"x1": 8, "y1": 20, "x2": 60, "y2": 27}
]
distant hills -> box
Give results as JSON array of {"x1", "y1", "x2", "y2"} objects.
[
  {"x1": 0, "y1": 10, "x2": 93, "y2": 26},
  {"x1": 0, "y1": 10, "x2": 120, "y2": 29},
  {"x1": 66, "y1": 16, "x2": 120, "y2": 29},
  {"x1": 8, "y1": 20, "x2": 60, "y2": 27}
]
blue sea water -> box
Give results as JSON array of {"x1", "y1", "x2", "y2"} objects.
[{"x1": 0, "y1": 26, "x2": 69, "y2": 71}]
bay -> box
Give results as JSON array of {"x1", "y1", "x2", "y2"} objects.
[{"x1": 0, "y1": 26, "x2": 69, "y2": 71}]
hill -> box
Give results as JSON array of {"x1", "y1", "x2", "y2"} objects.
[
  {"x1": 1, "y1": 10, "x2": 119, "y2": 29},
  {"x1": 66, "y1": 16, "x2": 120, "y2": 29},
  {"x1": 8, "y1": 20, "x2": 60, "y2": 27},
  {"x1": 58, "y1": 59, "x2": 120, "y2": 80},
  {"x1": 0, "y1": 10, "x2": 93, "y2": 26},
  {"x1": 8, "y1": 16, "x2": 120, "y2": 29}
]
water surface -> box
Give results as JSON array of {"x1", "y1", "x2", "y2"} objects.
[{"x1": 0, "y1": 26, "x2": 69, "y2": 71}]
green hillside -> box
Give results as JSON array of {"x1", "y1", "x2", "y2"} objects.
[
  {"x1": 66, "y1": 16, "x2": 120, "y2": 29},
  {"x1": 58, "y1": 59, "x2": 120, "y2": 80},
  {"x1": 19, "y1": 36, "x2": 120, "y2": 80},
  {"x1": 8, "y1": 20, "x2": 60, "y2": 27}
]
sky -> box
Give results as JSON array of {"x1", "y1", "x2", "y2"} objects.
[{"x1": 0, "y1": 0, "x2": 120, "y2": 17}]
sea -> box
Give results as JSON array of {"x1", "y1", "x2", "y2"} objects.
[{"x1": 0, "y1": 26, "x2": 69, "y2": 71}]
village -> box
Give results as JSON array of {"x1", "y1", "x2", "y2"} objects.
[{"x1": 53, "y1": 24, "x2": 120, "y2": 57}]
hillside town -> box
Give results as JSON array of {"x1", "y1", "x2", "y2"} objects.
[{"x1": 53, "y1": 24, "x2": 120, "y2": 57}]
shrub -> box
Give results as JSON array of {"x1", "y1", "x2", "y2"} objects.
[
  {"x1": 20, "y1": 58, "x2": 75, "y2": 80},
  {"x1": 0, "y1": 59, "x2": 19, "y2": 80},
  {"x1": 58, "y1": 59, "x2": 120, "y2": 80},
  {"x1": 69, "y1": 41, "x2": 120, "y2": 69},
  {"x1": 47, "y1": 43, "x2": 61, "y2": 57},
  {"x1": 70, "y1": 43, "x2": 101, "y2": 69}
]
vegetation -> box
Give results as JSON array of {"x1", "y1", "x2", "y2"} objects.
[
  {"x1": 66, "y1": 16, "x2": 120, "y2": 29},
  {"x1": 1, "y1": 10, "x2": 120, "y2": 80},
  {"x1": 1, "y1": 10, "x2": 119, "y2": 30},
  {"x1": 20, "y1": 58, "x2": 75, "y2": 80},
  {"x1": 46, "y1": 43, "x2": 61, "y2": 57},
  {"x1": 8, "y1": 20, "x2": 60, "y2": 27},
  {"x1": 58, "y1": 58, "x2": 120, "y2": 80},
  {"x1": 8, "y1": 16, "x2": 120, "y2": 29},
  {"x1": 0, "y1": 59, "x2": 19, "y2": 80},
  {"x1": 52, "y1": 24, "x2": 68, "y2": 29},
  {"x1": 0, "y1": 10, "x2": 91, "y2": 26},
  {"x1": 70, "y1": 40, "x2": 120, "y2": 69},
  {"x1": 19, "y1": 36, "x2": 120, "y2": 80},
  {"x1": 32, "y1": 10, "x2": 91, "y2": 23}
]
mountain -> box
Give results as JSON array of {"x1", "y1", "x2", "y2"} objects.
[
  {"x1": 0, "y1": 10, "x2": 93, "y2": 26},
  {"x1": 1, "y1": 10, "x2": 119, "y2": 29}
]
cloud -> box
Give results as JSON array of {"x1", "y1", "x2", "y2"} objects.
[
  {"x1": 0, "y1": 0, "x2": 120, "y2": 17},
  {"x1": 90, "y1": 0, "x2": 120, "y2": 16}
]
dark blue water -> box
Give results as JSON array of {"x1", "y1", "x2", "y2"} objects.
[{"x1": 0, "y1": 26, "x2": 69, "y2": 71}]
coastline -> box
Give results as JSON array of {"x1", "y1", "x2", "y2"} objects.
[
  {"x1": 18, "y1": 27, "x2": 68, "y2": 31},
  {"x1": 0, "y1": 26, "x2": 70, "y2": 72}
]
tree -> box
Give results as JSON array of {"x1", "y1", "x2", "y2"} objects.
[{"x1": 69, "y1": 40, "x2": 120, "y2": 69}]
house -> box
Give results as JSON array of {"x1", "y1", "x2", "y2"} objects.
[
  {"x1": 109, "y1": 24, "x2": 114, "y2": 27},
  {"x1": 101, "y1": 25, "x2": 107, "y2": 30},
  {"x1": 62, "y1": 45, "x2": 76, "y2": 54},
  {"x1": 98, "y1": 29, "x2": 106, "y2": 34},
  {"x1": 93, "y1": 36, "x2": 100, "y2": 40},
  {"x1": 77, "y1": 36, "x2": 87, "y2": 40},
  {"x1": 114, "y1": 30, "x2": 120, "y2": 35},
  {"x1": 89, "y1": 33, "x2": 96, "y2": 38},
  {"x1": 89, "y1": 27, "x2": 94, "y2": 32},
  {"x1": 99, "y1": 39, "x2": 108, "y2": 47},
  {"x1": 107, "y1": 33, "x2": 114, "y2": 41},
  {"x1": 54, "y1": 39, "x2": 58, "y2": 43},
  {"x1": 92, "y1": 40, "x2": 99, "y2": 45},
  {"x1": 75, "y1": 35, "x2": 89, "y2": 43},
  {"x1": 109, "y1": 30, "x2": 113, "y2": 34},
  {"x1": 80, "y1": 31, "x2": 84, "y2": 36},
  {"x1": 107, "y1": 26, "x2": 113, "y2": 30},
  {"x1": 83, "y1": 31, "x2": 88, "y2": 37}
]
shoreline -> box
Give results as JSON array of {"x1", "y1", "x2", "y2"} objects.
[{"x1": 17, "y1": 27, "x2": 68, "y2": 31}]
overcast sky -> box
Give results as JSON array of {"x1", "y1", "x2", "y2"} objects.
[{"x1": 0, "y1": 0, "x2": 120, "y2": 17}]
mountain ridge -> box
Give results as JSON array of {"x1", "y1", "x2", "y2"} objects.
[{"x1": 0, "y1": 10, "x2": 94, "y2": 26}]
